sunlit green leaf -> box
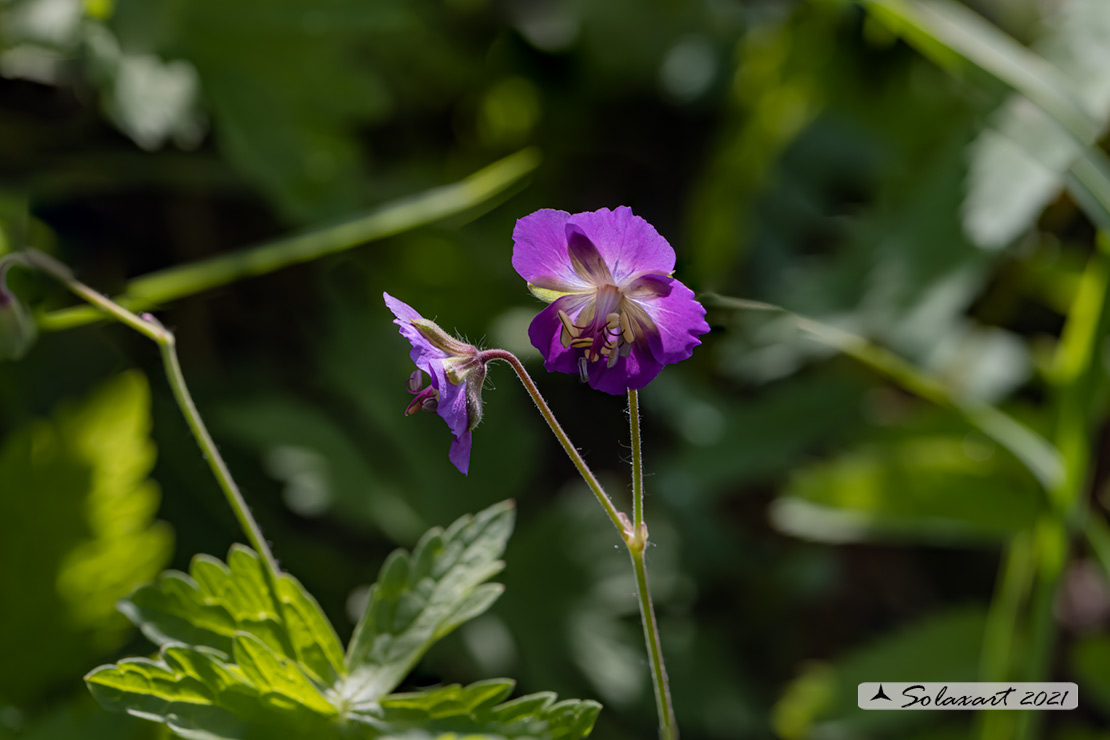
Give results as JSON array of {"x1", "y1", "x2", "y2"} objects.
[
  {"x1": 342, "y1": 501, "x2": 515, "y2": 707},
  {"x1": 0, "y1": 372, "x2": 172, "y2": 705},
  {"x1": 119, "y1": 546, "x2": 345, "y2": 687}
]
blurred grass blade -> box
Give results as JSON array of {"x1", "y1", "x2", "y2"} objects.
[
  {"x1": 861, "y1": 0, "x2": 1110, "y2": 230},
  {"x1": 709, "y1": 295, "x2": 1063, "y2": 489},
  {"x1": 40, "y1": 148, "x2": 541, "y2": 332}
]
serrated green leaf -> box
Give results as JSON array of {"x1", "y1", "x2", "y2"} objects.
[
  {"x1": 367, "y1": 687, "x2": 600, "y2": 740},
  {"x1": 342, "y1": 501, "x2": 515, "y2": 707},
  {"x1": 118, "y1": 547, "x2": 345, "y2": 687},
  {"x1": 380, "y1": 680, "x2": 516, "y2": 718},
  {"x1": 89, "y1": 501, "x2": 599, "y2": 740},
  {"x1": 771, "y1": 433, "x2": 1040, "y2": 544},
  {"x1": 86, "y1": 644, "x2": 336, "y2": 740}
]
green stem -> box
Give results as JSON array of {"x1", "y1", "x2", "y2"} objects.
[
  {"x1": 483, "y1": 351, "x2": 678, "y2": 738},
  {"x1": 479, "y1": 349, "x2": 626, "y2": 535},
  {"x1": 22, "y1": 248, "x2": 283, "y2": 582},
  {"x1": 39, "y1": 148, "x2": 541, "y2": 332},
  {"x1": 628, "y1": 389, "x2": 644, "y2": 530},
  {"x1": 626, "y1": 388, "x2": 677, "y2": 740},
  {"x1": 630, "y1": 543, "x2": 678, "y2": 740}
]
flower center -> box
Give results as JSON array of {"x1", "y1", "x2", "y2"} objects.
[
  {"x1": 557, "y1": 285, "x2": 640, "y2": 381},
  {"x1": 404, "y1": 369, "x2": 440, "y2": 415}
]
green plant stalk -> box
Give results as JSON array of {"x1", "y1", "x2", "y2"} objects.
[
  {"x1": 39, "y1": 148, "x2": 541, "y2": 332},
  {"x1": 482, "y1": 350, "x2": 676, "y2": 737},
  {"x1": 1009, "y1": 240, "x2": 1110, "y2": 740},
  {"x1": 20, "y1": 248, "x2": 284, "y2": 585},
  {"x1": 629, "y1": 389, "x2": 645, "y2": 530},
  {"x1": 479, "y1": 349, "x2": 626, "y2": 534},
  {"x1": 627, "y1": 388, "x2": 678, "y2": 740}
]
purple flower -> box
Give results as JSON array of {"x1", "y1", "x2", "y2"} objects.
[
  {"x1": 384, "y1": 293, "x2": 486, "y2": 475},
  {"x1": 512, "y1": 207, "x2": 709, "y2": 394}
]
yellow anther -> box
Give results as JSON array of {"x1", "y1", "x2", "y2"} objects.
[
  {"x1": 606, "y1": 312, "x2": 621, "y2": 330},
  {"x1": 570, "y1": 337, "x2": 594, "y2": 349},
  {"x1": 558, "y1": 309, "x2": 581, "y2": 337},
  {"x1": 620, "y1": 312, "x2": 634, "y2": 344},
  {"x1": 558, "y1": 309, "x2": 581, "y2": 348},
  {"x1": 607, "y1": 349, "x2": 619, "y2": 368}
]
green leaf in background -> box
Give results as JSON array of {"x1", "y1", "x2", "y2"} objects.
[
  {"x1": 342, "y1": 501, "x2": 514, "y2": 709},
  {"x1": 772, "y1": 606, "x2": 986, "y2": 739},
  {"x1": 0, "y1": 372, "x2": 172, "y2": 706},
  {"x1": 771, "y1": 431, "x2": 1041, "y2": 544},
  {"x1": 1069, "y1": 634, "x2": 1110, "y2": 717},
  {"x1": 110, "y1": 0, "x2": 403, "y2": 221},
  {"x1": 965, "y1": 0, "x2": 1110, "y2": 249},
  {"x1": 119, "y1": 545, "x2": 345, "y2": 688}
]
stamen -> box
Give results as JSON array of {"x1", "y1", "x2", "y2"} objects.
[
  {"x1": 558, "y1": 309, "x2": 581, "y2": 348},
  {"x1": 405, "y1": 385, "x2": 439, "y2": 416},
  {"x1": 570, "y1": 337, "x2": 594, "y2": 349},
  {"x1": 620, "y1": 342, "x2": 633, "y2": 357},
  {"x1": 607, "y1": 348, "x2": 620, "y2": 368},
  {"x1": 620, "y1": 312, "x2": 634, "y2": 344},
  {"x1": 406, "y1": 369, "x2": 424, "y2": 393},
  {"x1": 578, "y1": 356, "x2": 589, "y2": 382},
  {"x1": 605, "y1": 312, "x2": 621, "y2": 331}
]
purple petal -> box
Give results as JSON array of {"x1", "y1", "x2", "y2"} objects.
[
  {"x1": 565, "y1": 207, "x2": 676, "y2": 285},
  {"x1": 434, "y1": 373, "x2": 470, "y2": 440},
  {"x1": 567, "y1": 225, "x2": 614, "y2": 284},
  {"x1": 585, "y1": 342, "x2": 665, "y2": 395},
  {"x1": 636, "y1": 278, "x2": 710, "y2": 366},
  {"x1": 512, "y1": 210, "x2": 594, "y2": 293},
  {"x1": 624, "y1": 273, "x2": 674, "y2": 299},
  {"x1": 527, "y1": 293, "x2": 593, "y2": 375},
  {"x1": 448, "y1": 431, "x2": 472, "y2": 476},
  {"x1": 384, "y1": 292, "x2": 446, "y2": 365}
]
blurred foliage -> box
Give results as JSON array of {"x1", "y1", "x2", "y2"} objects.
[
  {"x1": 4, "y1": 0, "x2": 1110, "y2": 738},
  {"x1": 0, "y1": 372, "x2": 171, "y2": 716}
]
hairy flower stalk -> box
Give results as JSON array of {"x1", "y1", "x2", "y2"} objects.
[
  {"x1": 512, "y1": 206, "x2": 709, "y2": 394},
  {"x1": 385, "y1": 293, "x2": 487, "y2": 475}
]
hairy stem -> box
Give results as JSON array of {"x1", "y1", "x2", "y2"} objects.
[
  {"x1": 22, "y1": 249, "x2": 283, "y2": 582},
  {"x1": 629, "y1": 389, "x2": 645, "y2": 530},
  {"x1": 479, "y1": 349, "x2": 626, "y2": 534},
  {"x1": 627, "y1": 389, "x2": 678, "y2": 740}
]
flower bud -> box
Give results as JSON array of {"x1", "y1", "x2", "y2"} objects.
[{"x1": 0, "y1": 263, "x2": 36, "y2": 361}]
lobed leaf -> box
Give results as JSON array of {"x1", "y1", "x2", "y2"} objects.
[
  {"x1": 342, "y1": 501, "x2": 515, "y2": 707},
  {"x1": 119, "y1": 546, "x2": 345, "y2": 687},
  {"x1": 89, "y1": 501, "x2": 600, "y2": 739}
]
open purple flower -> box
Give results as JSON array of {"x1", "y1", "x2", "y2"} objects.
[
  {"x1": 384, "y1": 293, "x2": 486, "y2": 475},
  {"x1": 512, "y1": 207, "x2": 709, "y2": 394}
]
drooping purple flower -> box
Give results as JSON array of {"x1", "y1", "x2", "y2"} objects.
[
  {"x1": 384, "y1": 293, "x2": 486, "y2": 475},
  {"x1": 512, "y1": 207, "x2": 709, "y2": 394}
]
